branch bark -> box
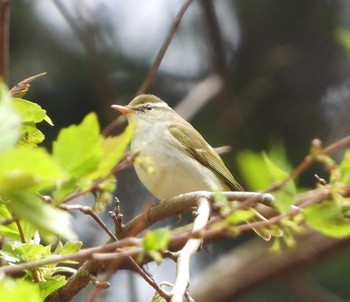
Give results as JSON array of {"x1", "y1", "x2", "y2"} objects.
[
  {"x1": 0, "y1": 0, "x2": 11, "y2": 83},
  {"x1": 190, "y1": 230, "x2": 350, "y2": 302}
]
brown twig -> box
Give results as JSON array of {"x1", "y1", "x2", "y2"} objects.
[
  {"x1": 266, "y1": 136, "x2": 350, "y2": 193},
  {"x1": 136, "y1": 0, "x2": 194, "y2": 95},
  {"x1": 200, "y1": 0, "x2": 227, "y2": 77},
  {"x1": 8, "y1": 72, "x2": 47, "y2": 98},
  {"x1": 0, "y1": 0, "x2": 11, "y2": 83},
  {"x1": 60, "y1": 204, "x2": 118, "y2": 241}
]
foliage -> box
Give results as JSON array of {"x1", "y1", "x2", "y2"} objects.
[
  {"x1": 1, "y1": 79, "x2": 350, "y2": 301},
  {"x1": 0, "y1": 82, "x2": 133, "y2": 299}
]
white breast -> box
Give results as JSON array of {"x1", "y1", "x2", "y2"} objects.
[{"x1": 130, "y1": 121, "x2": 223, "y2": 200}]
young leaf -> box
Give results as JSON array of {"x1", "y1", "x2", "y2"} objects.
[
  {"x1": 143, "y1": 228, "x2": 171, "y2": 252},
  {"x1": 38, "y1": 276, "x2": 66, "y2": 300},
  {"x1": 263, "y1": 152, "x2": 296, "y2": 213},
  {"x1": 0, "y1": 84, "x2": 21, "y2": 152},
  {"x1": 5, "y1": 191, "x2": 76, "y2": 241},
  {"x1": 225, "y1": 209, "x2": 255, "y2": 225},
  {"x1": 12, "y1": 98, "x2": 53, "y2": 125},
  {"x1": 340, "y1": 149, "x2": 350, "y2": 185},
  {"x1": 238, "y1": 144, "x2": 296, "y2": 213},
  {"x1": 0, "y1": 147, "x2": 66, "y2": 192},
  {"x1": 53, "y1": 113, "x2": 102, "y2": 178},
  {"x1": 18, "y1": 123, "x2": 45, "y2": 146},
  {"x1": 0, "y1": 278, "x2": 41, "y2": 302},
  {"x1": 86, "y1": 122, "x2": 134, "y2": 180},
  {"x1": 2, "y1": 242, "x2": 51, "y2": 264},
  {"x1": 304, "y1": 200, "x2": 350, "y2": 238},
  {"x1": 61, "y1": 241, "x2": 83, "y2": 255},
  {"x1": 237, "y1": 150, "x2": 270, "y2": 191}
]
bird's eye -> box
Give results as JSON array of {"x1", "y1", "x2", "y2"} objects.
[{"x1": 144, "y1": 104, "x2": 153, "y2": 111}]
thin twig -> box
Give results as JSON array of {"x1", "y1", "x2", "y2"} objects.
[
  {"x1": 60, "y1": 204, "x2": 118, "y2": 241},
  {"x1": 266, "y1": 136, "x2": 350, "y2": 193},
  {"x1": 0, "y1": 0, "x2": 11, "y2": 83},
  {"x1": 0, "y1": 216, "x2": 18, "y2": 225},
  {"x1": 15, "y1": 220, "x2": 26, "y2": 243},
  {"x1": 8, "y1": 72, "x2": 47, "y2": 98},
  {"x1": 136, "y1": 0, "x2": 194, "y2": 95}
]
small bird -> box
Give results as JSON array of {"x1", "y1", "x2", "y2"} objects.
[{"x1": 112, "y1": 94, "x2": 243, "y2": 200}]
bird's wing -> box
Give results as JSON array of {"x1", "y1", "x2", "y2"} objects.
[{"x1": 168, "y1": 122, "x2": 243, "y2": 191}]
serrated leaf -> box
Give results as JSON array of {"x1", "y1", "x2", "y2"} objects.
[
  {"x1": 86, "y1": 122, "x2": 134, "y2": 180},
  {"x1": 5, "y1": 191, "x2": 76, "y2": 241},
  {"x1": 12, "y1": 98, "x2": 52, "y2": 125},
  {"x1": 0, "y1": 84, "x2": 21, "y2": 152},
  {"x1": 340, "y1": 149, "x2": 350, "y2": 185},
  {"x1": 263, "y1": 152, "x2": 296, "y2": 213},
  {"x1": 0, "y1": 204, "x2": 37, "y2": 240},
  {"x1": 53, "y1": 113, "x2": 102, "y2": 178},
  {"x1": 225, "y1": 209, "x2": 255, "y2": 225},
  {"x1": 304, "y1": 200, "x2": 350, "y2": 238},
  {"x1": 0, "y1": 147, "x2": 66, "y2": 192},
  {"x1": 0, "y1": 278, "x2": 41, "y2": 302},
  {"x1": 237, "y1": 150, "x2": 270, "y2": 191},
  {"x1": 18, "y1": 123, "x2": 45, "y2": 146},
  {"x1": 61, "y1": 241, "x2": 83, "y2": 255},
  {"x1": 143, "y1": 228, "x2": 170, "y2": 252},
  {"x1": 3, "y1": 242, "x2": 51, "y2": 264},
  {"x1": 38, "y1": 276, "x2": 66, "y2": 299}
]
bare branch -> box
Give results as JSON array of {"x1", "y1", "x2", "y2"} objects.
[
  {"x1": 0, "y1": 0, "x2": 11, "y2": 83},
  {"x1": 8, "y1": 72, "x2": 47, "y2": 98},
  {"x1": 136, "y1": 0, "x2": 194, "y2": 95},
  {"x1": 267, "y1": 136, "x2": 350, "y2": 193},
  {"x1": 60, "y1": 204, "x2": 118, "y2": 241},
  {"x1": 119, "y1": 191, "x2": 272, "y2": 238}
]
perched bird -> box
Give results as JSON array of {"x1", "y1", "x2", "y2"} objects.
[{"x1": 112, "y1": 94, "x2": 243, "y2": 200}]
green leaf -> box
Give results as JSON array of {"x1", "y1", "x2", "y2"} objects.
[
  {"x1": 225, "y1": 209, "x2": 255, "y2": 225},
  {"x1": 304, "y1": 200, "x2": 350, "y2": 238},
  {"x1": 61, "y1": 241, "x2": 83, "y2": 255},
  {"x1": 2, "y1": 242, "x2": 51, "y2": 264},
  {"x1": 38, "y1": 276, "x2": 66, "y2": 299},
  {"x1": 340, "y1": 149, "x2": 350, "y2": 185},
  {"x1": 53, "y1": 113, "x2": 102, "y2": 178},
  {"x1": 237, "y1": 150, "x2": 271, "y2": 191},
  {"x1": 5, "y1": 191, "x2": 76, "y2": 241},
  {"x1": 0, "y1": 204, "x2": 37, "y2": 240},
  {"x1": 335, "y1": 28, "x2": 350, "y2": 56},
  {"x1": 0, "y1": 278, "x2": 41, "y2": 302},
  {"x1": 0, "y1": 84, "x2": 21, "y2": 152},
  {"x1": 143, "y1": 228, "x2": 170, "y2": 252},
  {"x1": 12, "y1": 98, "x2": 53, "y2": 125},
  {"x1": 86, "y1": 122, "x2": 134, "y2": 179},
  {"x1": 0, "y1": 147, "x2": 66, "y2": 192},
  {"x1": 263, "y1": 152, "x2": 296, "y2": 213},
  {"x1": 238, "y1": 143, "x2": 296, "y2": 213},
  {"x1": 18, "y1": 123, "x2": 45, "y2": 146}
]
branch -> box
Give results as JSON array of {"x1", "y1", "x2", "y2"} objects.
[
  {"x1": 46, "y1": 191, "x2": 270, "y2": 302},
  {"x1": 267, "y1": 136, "x2": 350, "y2": 193},
  {"x1": 190, "y1": 229, "x2": 350, "y2": 302},
  {"x1": 0, "y1": 0, "x2": 11, "y2": 83},
  {"x1": 136, "y1": 0, "x2": 194, "y2": 95},
  {"x1": 119, "y1": 191, "x2": 272, "y2": 238},
  {"x1": 171, "y1": 197, "x2": 211, "y2": 301}
]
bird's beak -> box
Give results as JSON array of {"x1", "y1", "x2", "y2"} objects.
[{"x1": 111, "y1": 104, "x2": 133, "y2": 115}]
